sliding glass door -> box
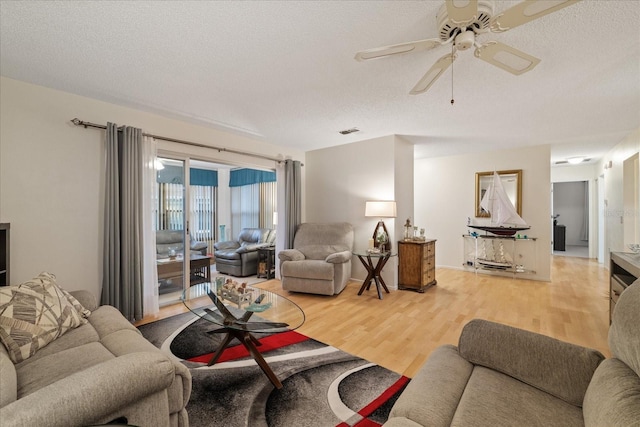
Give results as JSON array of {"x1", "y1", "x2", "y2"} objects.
[
  {"x1": 156, "y1": 158, "x2": 187, "y2": 303},
  {"x1": 155, "y1": 157, "x2": 220, "y2": 305}
]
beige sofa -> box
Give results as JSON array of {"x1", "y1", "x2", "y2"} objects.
[
  {"x1": 278, "y1": 222, "x2": 354, "y2": 295},
  {"x1": 0, "y1": 289, "x2": 191, "y2": 427},
  {"x1": 384, "y1": 279, "x2": 640, "y2": 427}
]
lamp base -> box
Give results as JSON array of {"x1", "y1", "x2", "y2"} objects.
[{"x1": 372, "y1": 220, "x2": 391, "y2": 252}]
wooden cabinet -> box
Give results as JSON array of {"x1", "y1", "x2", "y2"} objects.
[
  {"x1": 0, "y1": 223, "x2": 9, "y2": 286},
  {"x1": 610, "y1": 252, "x2": 640, "y2": 324},
  {"x1": 398, "y1": 239, "x2": 436, "y2": 292}
]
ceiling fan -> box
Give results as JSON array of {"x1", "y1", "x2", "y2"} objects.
[{"x1": 355, "y1": 0, "x2": 581, "y2": 95}]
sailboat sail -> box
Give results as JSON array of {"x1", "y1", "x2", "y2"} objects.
[{"x1": 480, "y1": 171, "x2": 527, "y2": 226}]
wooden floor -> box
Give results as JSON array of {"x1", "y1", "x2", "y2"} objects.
[{"x1": 135, "y1": 255, "x2": 611, "y2": 378}]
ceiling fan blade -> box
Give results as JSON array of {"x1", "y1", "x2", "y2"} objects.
[
  {"x1": 474, "y1": 41, "x2": 540, "y2": 75},
  {"x1": 410, "y1": 53, "x2": 454, "y2": 95},
  {"x1": 490, "y1": 0, "x2": 582, "y2": 33},
  {"x1": 354, "y1": 38, "x2": 442, "y2": 61},
  {"x1": 445, "y1": 0, "x2": 479, "y2": 26}
]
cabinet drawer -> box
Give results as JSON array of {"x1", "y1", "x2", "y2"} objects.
[{"x1": 611, "y1": 277, "x2": 626, "y2": 303}]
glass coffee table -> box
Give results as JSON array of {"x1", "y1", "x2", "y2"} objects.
[{"x1": 181, "y1": 280, "x2": 305, "y2": 389}]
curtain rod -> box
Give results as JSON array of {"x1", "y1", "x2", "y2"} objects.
[{"x1": 70, "y1": 118, "x2": 301, "y2": 165}]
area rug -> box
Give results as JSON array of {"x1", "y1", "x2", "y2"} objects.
[{"x1": 138, "y1": 312, "x2": 409, "y2": 427}]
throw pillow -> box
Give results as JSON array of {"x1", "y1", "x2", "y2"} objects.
[
  {"x1": 0, "y1": 274, "x2": 88, "y2": 364},
  {"x1": 36, "y1": 272, "x2": 91, "y2": 318}
]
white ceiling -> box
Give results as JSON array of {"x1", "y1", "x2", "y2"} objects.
[{"x1": 1, "y1": 1, "x2": 639, "y2": 166}]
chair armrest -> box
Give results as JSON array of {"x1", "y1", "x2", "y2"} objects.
[
  {"x1": 236, "y1": 243, "x2": 269, "y2": 254},
  {"x1": 214, "y1": 241, "x2": 240, "y2": 251},
  {"x1": 458, "y1": 319, "x2": 605, "y2": 406},
  {"x1": 190, "y1": 241, "x2": 207, "y2": 251},
  {"x1": 325, "y1": 250, "x2": 352, "y2": 264},
  {"x1": 0, "y1": 352, "x2": 175, "y2": 427},
  {"x1": 69, "y1": 290, "x2": 99, "y2": 312},
  {"x1": 278, "y1": 249, "x2": 305, "y2": 262}
]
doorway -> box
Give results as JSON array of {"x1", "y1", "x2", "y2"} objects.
[{"x1": 552, "y1": 181, "x2": 590, "y2": 258}]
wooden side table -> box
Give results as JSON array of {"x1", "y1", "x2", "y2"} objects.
[
  {"x1": 398, "y1": 239, "x2": 436, "y2": 292},
  {"x1": 354, "y1": 251, "x2": 397, "y2": 299},
  {"x1": 257, "y1": 247, "x2": 276, "y2": 279}
]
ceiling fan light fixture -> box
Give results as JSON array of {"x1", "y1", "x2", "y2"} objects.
[{"x1": 454, "y1": 30, "x2": 475, "y2": 50}]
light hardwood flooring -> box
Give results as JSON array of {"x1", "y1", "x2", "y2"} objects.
[{"x1": 135, "y1": 255, "x2": 611, "y2": 378}]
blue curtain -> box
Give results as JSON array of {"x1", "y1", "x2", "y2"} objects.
[
  {"x1": 157, "y1": 165, "x2": 218, "y2": 186},
  {"x1": 229, "y1": 168, "x2": 276, "y2": 187}
]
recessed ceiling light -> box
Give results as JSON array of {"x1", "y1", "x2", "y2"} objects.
[
  {"x1": 339, "y1": 128, "x2": 360, "y2": 135},
  {"x1": 567, "y1": 156, "x2": 586, "y2": 164}
]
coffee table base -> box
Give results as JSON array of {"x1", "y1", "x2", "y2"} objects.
[{"x1": 206, "y1": 328, "x2": 283, "y2": 389}]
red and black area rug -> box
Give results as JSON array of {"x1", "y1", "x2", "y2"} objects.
[{"x1": 138, "y1": 312, "x2": 409, "y2": 427}]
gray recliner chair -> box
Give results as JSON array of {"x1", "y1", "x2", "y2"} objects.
[
  {"x1": 214, "y1": 228, "x2": 275, "y2": 276},
  {"x1": 278, "y1": 222, "x2": 354, "y2": 296}
]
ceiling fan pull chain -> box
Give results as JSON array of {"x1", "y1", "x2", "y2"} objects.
[{"x1": 451, "y1": 44, "x2": 455, "y2": 105}]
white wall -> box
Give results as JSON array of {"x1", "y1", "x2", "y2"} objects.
[
  {"x1": 597, "y1": 128, "x2": 640, "y2": 266},
  {"x1": 304, "y1": 135, "x2": 413, "y2": 288},
  {"x1": 0, "y1": 77, "x2": 304, "y2": 295},
  {"x1": 415, "y1": 144, "x2": 552, "y2": 281}
]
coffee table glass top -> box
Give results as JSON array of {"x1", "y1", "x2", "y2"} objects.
[{"x1": 181, "y1": 280, "x2": 305, "y2": 333}]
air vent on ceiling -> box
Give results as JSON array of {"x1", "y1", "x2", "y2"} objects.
[{"x1": 339, "y1": 128, "x2": 360, "y2": 135}]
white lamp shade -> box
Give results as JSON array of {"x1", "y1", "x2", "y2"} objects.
[{"x1": 365, "y1": 201, "x2": 397, "y2": 218}]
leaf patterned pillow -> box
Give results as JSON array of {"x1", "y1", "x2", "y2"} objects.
[
  {"x1": 0, "y1": 274, "x2": 88, "y2": 364},
  {"x1": 36, "y1": 272, "x2": 91, "y2": 318}
]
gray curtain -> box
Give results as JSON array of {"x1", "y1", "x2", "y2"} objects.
[
  {"x1": 284, "y1": 159, "x2": 302, "y2": 248},
  {"x1": 102, "y1": 123, "x2": 144, "y2": 321}
]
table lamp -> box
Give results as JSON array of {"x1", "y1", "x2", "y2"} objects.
[{"x1": 365, "y1": 201, "x2": 397, "y2": 252}]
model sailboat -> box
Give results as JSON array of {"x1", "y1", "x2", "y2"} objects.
[{"x1": 469, "y1": 171, "x2": 530, "y2": 236}]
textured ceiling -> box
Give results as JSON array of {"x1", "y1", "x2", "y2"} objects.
[{"x1": 1, "y1": 1, "x2": 639, "y2": 165}]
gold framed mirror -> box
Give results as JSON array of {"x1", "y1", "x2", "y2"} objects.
[{"x1": 475, "y1": 169, "x2": 522, "y2": 217}]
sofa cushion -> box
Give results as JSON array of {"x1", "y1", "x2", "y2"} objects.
[
  {"x1": 451, "y1": 366, "x2": 584, "y2": 427},
  {"x1": 16, "y1": 341, "x2": 114, "y2": 399},
  {"x1": 583, "y1": 356, "x2": 640, "y2": 426},
  {"x1": 0, "y1": 274, "x2": 88, "y2": 364},
  {"x1": 14, "y1": 321, "x2": 100, "y2": 369},
  {"x1": 297, "y1": 245, "x2": 349, "y2": 260},
  {"x1": 609, "y1": 279, "x2": 640, "y2": 377},
  {"x1": 282, "y1": 260, "x2": 334, "y2": 280},
  {"x1": 458, "y1": 319, "x2": 604, "y2": 407}
]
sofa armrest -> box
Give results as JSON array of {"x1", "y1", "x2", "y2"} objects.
[
  {"x1": 214, "y1": 240, "x2": 240, "y2": 251},
  {"x1": 458, "y1": 319, "x2": 605, "y2": 406},
  {"x1": 325, "y1": 250, "x2": 352, "y2": 264},
  {"x1": 0, "y1": 352, "x2": 175, "y2": 427},
  {"x1": 69, "y1": 290, "x2": 99, "y2": 312},
  {"x1": 278, "y1": 249, "x2": 305, "y2": 262}
]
